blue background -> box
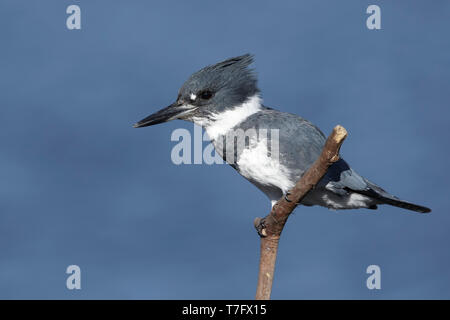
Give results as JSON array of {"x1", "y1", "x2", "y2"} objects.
[{"x1": 1, "y1": 0, "x2": 449, "y2": 299}]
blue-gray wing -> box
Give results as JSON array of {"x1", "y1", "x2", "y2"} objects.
[{"x1": 234, "y1": 108, "x2": 430, "y2": 213}]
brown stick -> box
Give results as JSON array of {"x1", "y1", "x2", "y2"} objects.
[{"x1": 254, "y1": 125, "x2": 348, "y2": 300}]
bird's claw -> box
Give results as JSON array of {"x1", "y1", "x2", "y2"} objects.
[
  {"x1": 254, "y1": 218, "x2": 267, "y2": 237},
  {"x1": 285, "y1": 192, "x2": 302, "y2": 205},
  {"x1": 284, "y1": 192, "x2": 292, "y2": 202}
]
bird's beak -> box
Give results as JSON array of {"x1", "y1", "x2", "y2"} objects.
[{"x1": 133, "y1": 102, "x2": 195, "y2": 128}]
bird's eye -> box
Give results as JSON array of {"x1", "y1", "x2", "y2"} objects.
[{"x1": 200, "y1": 90, "x2": 213, "y2": 100}]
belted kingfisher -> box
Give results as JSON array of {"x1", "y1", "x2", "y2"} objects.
[{"x1": 134, "y1": 54, "x2": 430, "y2": 213}]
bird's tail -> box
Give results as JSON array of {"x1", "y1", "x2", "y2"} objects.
[{"x1": 352, "y1": 181, "x2": 431, "y2": 214}]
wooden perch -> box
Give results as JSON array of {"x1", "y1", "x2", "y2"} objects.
[{"x1": 253, "y1": 125, "x2": 348, "y2": 300}]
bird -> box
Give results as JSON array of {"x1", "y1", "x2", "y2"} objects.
[{"x1": 133, "y1": 54, "x2": 431, "y2": 213}]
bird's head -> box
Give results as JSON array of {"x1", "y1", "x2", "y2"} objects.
[{"x1": 133, "y1": 54, "x2": 259, "y2": 128}]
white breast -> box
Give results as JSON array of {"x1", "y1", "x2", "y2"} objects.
[
  {"x1": 236, "y1": 138, "x2": 294, "y2": 195},
  {"x1": 194, "y1": 94, "x2": 294, "y2": 201}
]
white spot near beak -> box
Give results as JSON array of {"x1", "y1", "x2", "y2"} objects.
[{"x1": 190, "y1": 93, "x2": 197, "y2": 101}]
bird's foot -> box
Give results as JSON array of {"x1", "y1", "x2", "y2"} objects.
[
  {"x1": 284, "y1": 191, "x2": 302, "y2": 205},
  {"x1": 253, "y1": 217, "x2": 267, "y2": 237},
  {"x1": 284, "y1": 192, "x2": 292, "y2": 202}
]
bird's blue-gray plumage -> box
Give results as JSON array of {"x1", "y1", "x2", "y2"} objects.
[
  {"x1": 232, "y1": 107, "x2": 428, "y2": 212},
  {"x1": 134, "y1": 54, "x2": 431, "y2": 213}
]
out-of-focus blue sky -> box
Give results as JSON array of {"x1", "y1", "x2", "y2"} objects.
[{"x1": 0, "y1": 0, "x2": 449, "y2": 299}]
